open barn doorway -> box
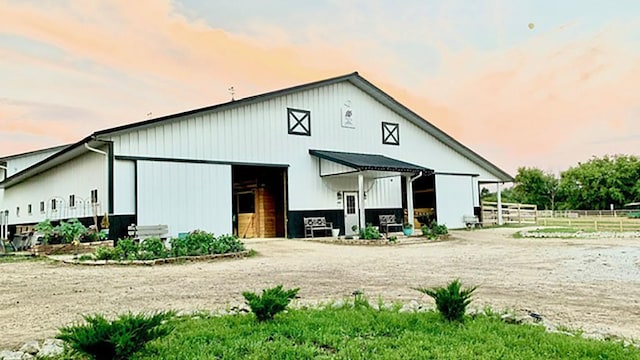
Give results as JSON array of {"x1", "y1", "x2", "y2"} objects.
[
  {"x1": 402, "y1": 173, "x2": 436, "y2": 227},
  {"x1": 232, "y1": 165, "x2": 287, "y2": 238}
]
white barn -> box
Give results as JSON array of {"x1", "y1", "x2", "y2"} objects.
[{"x1": 0, "y1": 72, "x2": 513, "y2": 240}]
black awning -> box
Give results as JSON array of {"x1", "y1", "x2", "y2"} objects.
[{"x1": 309, "y1": 149, "x2": 432, "y2": 174}]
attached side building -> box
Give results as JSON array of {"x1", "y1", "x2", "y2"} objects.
[{"x1": 0, "y1": 72, "x2": 513, "y2": 240}]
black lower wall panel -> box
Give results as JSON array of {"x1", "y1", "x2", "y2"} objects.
[
  {"x1": 287, "y1": 208, "x2": 403, "y2": 238},
  {"x1": 287, "y1": 210, "x2": 343, "y2": 238},
  {"x1": 6, "y1": 214, "x2": 136, "y2": 243}
]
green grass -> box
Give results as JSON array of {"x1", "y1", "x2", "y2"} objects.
[
  {"x1": 128, "y1": 307, "x2": 639, "y2": 360},
  {"x1": 0, "y1": 253, "x2": 48, "y2": 263}
]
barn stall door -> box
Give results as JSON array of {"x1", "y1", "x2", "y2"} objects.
[{"x1": 137, "y1": 161, "x2": 232, "y2": 237}]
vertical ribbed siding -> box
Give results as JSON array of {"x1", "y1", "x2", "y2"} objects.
[
  {"x1": 107, "y1": 81, "x2": 496, "y2": 213},
  {"x1": 137, "y1": 161, "x2": 232, "y2": 237}
]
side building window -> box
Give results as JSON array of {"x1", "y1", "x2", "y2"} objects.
[
  {"x1": 382, "y1": 122, "x2": 399, "y2": 146},
  {"x1": 287, "y1": 108, "x2": 311, "y2": 136},
  {"x1": 27, "y1": 204, "x2": 32, "y2": 215},
  {"x1": 51, "y1": 199, "x2": 57, "y2": 211},
  {"x1": 91, "y1": 189, "x2": 98, "y2": 204},
  {"x1": 40, "y1": 201, "x2": 45, "y2": 213},
  {"x1": 16, "y1": 206, "x2": 20, "y2": 217},
  {"x1": 69, "y1": 194, "x2": 76, "y2": 208}
]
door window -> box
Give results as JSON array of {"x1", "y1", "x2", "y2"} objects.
[{"x1": 346, "y1": 195, "x2": 356, "y2": 214}]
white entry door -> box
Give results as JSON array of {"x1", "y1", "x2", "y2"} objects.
[{"x1": 344, "y1": 192, "x2": 360, "y2": 235}]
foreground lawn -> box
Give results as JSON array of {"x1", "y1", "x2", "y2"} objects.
[{"x1": 133, "y1": 307, "x2": 639, "y2": 359}]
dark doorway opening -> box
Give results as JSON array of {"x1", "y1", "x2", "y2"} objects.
[
  {"x1": 402, "y1": 173, "x2": 437, "y2": 226},
  {"x1": 232, "y1": 165, "x2": 287, "y2": 238}
]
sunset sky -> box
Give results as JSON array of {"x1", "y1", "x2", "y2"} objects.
[{"x1": 1, "y1": 0, "x2": 639, "y2": 175}]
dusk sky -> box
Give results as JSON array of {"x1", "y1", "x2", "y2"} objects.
[{"x1": 1, "y1": 0, "x2": 639, "y2": 175}]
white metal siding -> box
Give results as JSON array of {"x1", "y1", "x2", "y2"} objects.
[
  {"x1": 114, "y1": 160, "x2": 135, "y2": 215},
  {"x1": 435, "y1": 174, "x2": 475, "y2": 229},
  {"x1": 104, "y1": 81, "x2": 500, "y2": 213},
  {"x1": 136, "y1": 161, "x2": 232, "y2": 237},
  {"x1": 5, "y1": 149, "x2": 62, "y2": 177},
  {"x1": 2, "y1": 151, "x2": 106, "y2": 225}
]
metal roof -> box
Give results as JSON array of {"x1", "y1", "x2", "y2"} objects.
[
  {"x1": 309, "y1": 149, "x2": 432, "y2": 174},
  {"x1": 1, "y1": 71, "x2": 514, "y2": 187}
]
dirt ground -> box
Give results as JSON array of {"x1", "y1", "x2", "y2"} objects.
[{"x1": 1, "y1": 227, "x2": 639, "y2": 348}]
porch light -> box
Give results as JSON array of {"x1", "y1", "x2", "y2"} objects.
[{"x1": 337, "y1": 192, "x2": 342, "y2": 201}]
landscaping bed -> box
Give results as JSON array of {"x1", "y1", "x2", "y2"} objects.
[
  {"x1": 60, "y1": 250, "x2": 253, "y2": 266},
  {"x1": 517, "y1": 228, "x2": 640, "y2": 238},
  {"x1": 32, "y1": 240, "x2": 114, "y2": 255}
]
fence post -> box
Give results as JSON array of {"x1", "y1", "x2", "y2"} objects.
[
  {"x1": 620, "y1": 219, "x2": 623, "y2": 232},
  {"x1": 594, "y1": 220, "x2": 598, "y2": 231}
]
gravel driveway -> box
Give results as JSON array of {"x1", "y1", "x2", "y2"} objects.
[{"x1": 1, "y1": 227, "x2": 639, "y2": 348}]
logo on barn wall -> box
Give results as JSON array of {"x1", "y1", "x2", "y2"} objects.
[{"x1": 341, "y1": 100, "x2": 355, "y2": 129}]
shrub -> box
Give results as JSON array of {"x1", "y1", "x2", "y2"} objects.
[
  {"x1": 431, "y1": 223, "x2": 448, "y2": 236},
  {"x1": 94, "y1": 246, "x2": 118, "y2": 261},
  {"x1": 212, "y1": 234, "x2": 245, "y2": 254},
  {"x1": 139, "y1": 237, "x2": 167, "y2": 259},
  {"x1": 35, "y1": 219, "x2": 55, "y2": 244},
  {"x1": 77, "y1": 254, "x2": 94, "y2": 261},
  {"x1": 242, "y1": 285, "x2": 300, "y2": 322},
  {"x1": 57, "y1": 312, "x2": 174, "y2": 360},
  {"x1": 414, "y1": 279, "x2": 476, "y2": 322},
  {"x1": 421, "y1": 221, "x2": 448, "y2": 240},
  {"x1": 58, "y1": 218, "x2": 88, "y2": 244},
  {"x1": 359, "y1": 223, "x2": 381, "y2": 240},
  {"x1": 185, "y1": 230, "x2": 214, "y2": 256},
  {"x1": 115, "y1": 238, "x2": 139, "y2": 260}
]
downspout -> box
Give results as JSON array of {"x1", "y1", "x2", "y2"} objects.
[
  {"x1": 84, "y1": 143, "x2": 109, "y2": 227},
  {"x1": 0, "y1": 165, "x2": 6, "y2": 241},
  {"x1": 405, "y1": 171, "x2": 424, "y2": 231}
]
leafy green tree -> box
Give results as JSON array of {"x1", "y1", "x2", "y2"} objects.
[
  {"x1": 558, "y1": 155, "x2": 640, "y2": 210},
  {"x1": 480, "y1": 187, "x2": 519, "y2": 203},
  {"x1": 511, "y1": 167, "x2": 559, "y2": 210}
]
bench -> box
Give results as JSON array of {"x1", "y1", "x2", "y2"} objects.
[
  {"x1": 127, "y1": 224, "x2": 169, "y2": 242},
  {"x1": 379, "y1": 214, "x2": 403, "y2": 235},
  {"x1": 303, "y1": 217, "x2": 333, "y2": 238},
  {"x1": 463, "y1": 215, "x2": 481, "y2": 229}
]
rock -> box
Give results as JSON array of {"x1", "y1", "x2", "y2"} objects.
[
  {"x1": 0, "y1": 351, "x2": 26, "y2": 360},
  {"x1": 21, "y1": 354, "x2": 34, "y2": 360},
  {"x1": 19, "y1": 341, "x2": 40, "y2": 355},
  {"x1": 37, "y1": 339, "x2": 64, "y2": 358},
  {"x1": 331, "y1": 300, "x2": 344, "y2": 309},
  {"x1": 501, "y1": 313, "x2": 517, "y2": 324}
]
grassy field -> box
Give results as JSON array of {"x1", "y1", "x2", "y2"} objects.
[{"x1": 119, "y1": 306, "x2": 640, "y2": 360}]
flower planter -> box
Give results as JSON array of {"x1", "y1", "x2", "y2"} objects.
[
  {"x1": 331, "y1": 229, "x2": 340, "y2": 237},
  {"x1": 403, "y1": 228, "x2": 413, "y2": 236}
]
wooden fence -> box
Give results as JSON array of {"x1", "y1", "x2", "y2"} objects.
[
  {"x1": 481, "y1": 202, "x2": 538, "y2": 225},
  {"x1": 537, "y1": 216, "x2": 640, "y2": 231}
]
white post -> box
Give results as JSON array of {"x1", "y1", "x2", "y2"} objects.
[
  {"x1": 358, "y1": 173, "x2": 365, "y2": 230},
  {"x1": 406, "y1": 175, "x2": 414, "y2": 228},
  {"x1": 497, "y1": 182, "x2": 504, "y2": 226}
]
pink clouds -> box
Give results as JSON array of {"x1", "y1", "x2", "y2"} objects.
[{"x1": 0, "y1": 1, "x2": 638, "y2": 175}]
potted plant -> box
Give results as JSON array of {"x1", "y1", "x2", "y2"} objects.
[
  {"x1": 101, "y1": 213, "x2": 110, "y2": 239},
  {"x1": 332, "y1": 228, "x2": 340, "y2": 237},
  {"x1": 403, "y1": 222, "x2": 413, "y2": 236},
  {"x1": 351, "y1": 225, "x2": 359, "y2": 240}
]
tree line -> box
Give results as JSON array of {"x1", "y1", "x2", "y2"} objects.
[{"x1": 481, "y1": 155, "x2": 640, "y2": 210}]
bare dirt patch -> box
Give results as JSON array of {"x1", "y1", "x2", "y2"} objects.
[{"x1": 1, "y1": 228, "x2": 639, "y2": 348}]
